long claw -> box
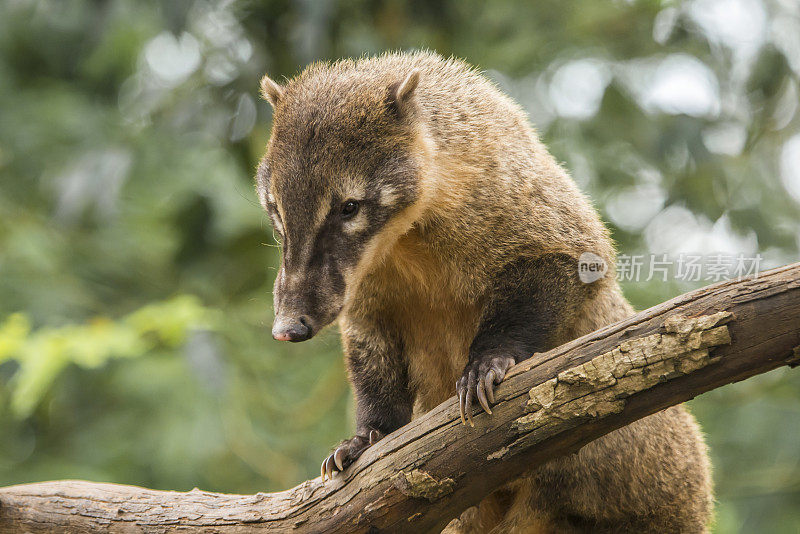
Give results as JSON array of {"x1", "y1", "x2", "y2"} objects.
[
  {"x1": 485, "y1": 369, "x2": 496, "y2": 404},
  {"x1": 321, "y1": 457, "x2": 328, "y2": 481},
  {"x1": 464, "y1": 380, "x2": 475, "y2": 427},
  {"x1": 477, "y1": 378, "x2": 492, "y2": 415},
  {"x1": 369, "y1": 430, "x2": 380, "y2": 445},
  {"x1": 325, "y1": 455, "x2": 335, "y2": 480},
  {"x1": 459, "y1": 384, "x2": 467, "y2": 425},
  {"x1": 334, "y1": 448, "x2": 345, "y2": 472}
]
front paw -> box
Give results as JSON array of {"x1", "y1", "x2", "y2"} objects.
[
  {"x1": 457, "y1": 354, "x2": 515, "y2": 426},
  {"x1": 320, "y1": 429, "x2": 383, "y2": 481}
]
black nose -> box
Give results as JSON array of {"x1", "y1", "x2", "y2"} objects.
[{"x1": 272, "y1": 316, "x2": 312, "y2": 342}]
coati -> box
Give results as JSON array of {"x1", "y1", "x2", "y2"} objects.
[{"x1": 255, "y1": 51, "x2": 713, "y2": 533}]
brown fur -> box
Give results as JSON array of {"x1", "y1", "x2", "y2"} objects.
[{"x1": 257, "y1": 51, "x2": 713, "y2": 533}]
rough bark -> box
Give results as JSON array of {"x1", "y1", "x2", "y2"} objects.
[{"x1": 1, "y1": 263, "x2": 799, "y2": 534}]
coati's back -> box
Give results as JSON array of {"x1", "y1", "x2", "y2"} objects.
[
  {"x1": 342, "y1": 52, "x2": 630, "y2": 344},
  {"x1": 337, "y1": 52, "x2": 617, "y2": 270}
]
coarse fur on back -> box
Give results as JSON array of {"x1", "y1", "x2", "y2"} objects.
[{"x1": 256, "y1": 50, "x2": 712, "y2": 533}]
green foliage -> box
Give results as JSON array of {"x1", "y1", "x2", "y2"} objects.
[
  {"x1": 0, "y1": 296, "x2": 216, "y2": 418},
  {"x1": 0, "y1": 0, "x2": 798, "y2": 531}
]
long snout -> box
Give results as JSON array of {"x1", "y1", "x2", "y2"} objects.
[{"x1": 272, "y1": 315, "x2": 313, "y2": 342}]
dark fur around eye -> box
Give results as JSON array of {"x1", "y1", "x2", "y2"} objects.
[{"x1": 341, "y1": 200, "x2": 360, "y2": 219}]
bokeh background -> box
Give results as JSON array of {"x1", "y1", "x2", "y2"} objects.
[{"x1": 1, "y1": 0, "x2": 799, "y2": 531}]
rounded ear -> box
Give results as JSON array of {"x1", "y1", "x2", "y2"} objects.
[
  {"x1": 395, "y1": 68, "x2": 420, "y2": 102},
  {"x1": 388, "y1": 68, "x2": 420, "y2": 116},
  {"x1": 260, "y1": 74, "x2": 284, "y2": 107}
]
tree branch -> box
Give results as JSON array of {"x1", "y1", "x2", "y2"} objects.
[{"x1": 2, "y1": 263, "x2": 799, "y2": 533}]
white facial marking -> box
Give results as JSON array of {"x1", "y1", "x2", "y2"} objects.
[
  {"x1": 340, "y1": 174, "x2": 366, "y2": 201},
  {"x1": 343, "y1": 214, "x2": 368, "y2": 234},
  {"x1": 268, "y1": 187, "x2": 288, "y2": 238},
  {"x1": 313, "y1": 192, "x2": 332, "y2": 228},
  {"x1": 272, "y1": 215, "x2": 284, "y2": 236},
  {"x1": 256, "y1": 181, "x2": 269, "y2": 209},
  {"x1": 379, "y1": 187, "x2": 400, "y2": 206}
]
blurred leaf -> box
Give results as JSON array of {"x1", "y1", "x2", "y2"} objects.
[{"x1": 0, "y1": 295, "x2": 216, "y2": 418}]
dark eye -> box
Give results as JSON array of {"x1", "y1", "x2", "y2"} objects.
[{"x1": 341, "y1": 200, "x2": 360, "y2": 219}]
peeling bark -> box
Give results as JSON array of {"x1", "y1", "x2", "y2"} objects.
[
  {"x1": 393, "y1": 470, "x2": 456, "y2": 502},
  {"x1": 1, "y1": 263, "x2": 799, "y2": 534},
  {"x1": 514, "y1": 313, "x2": 731, "y2": 436}
]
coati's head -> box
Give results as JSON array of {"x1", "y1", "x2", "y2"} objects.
[{"x1": 256, "y1": 63, "x2": 433, "y2": 342}]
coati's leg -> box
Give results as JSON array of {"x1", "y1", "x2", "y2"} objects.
[
  {"x1": 450, "y1": 253, "x2": 585, "y2": 531},
  {"x1": 321, "y1": 318, "x2": 413, "y2": 480},
  {"x1": 457, "y1": 253, "x2": 585, "y2": 425}
]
